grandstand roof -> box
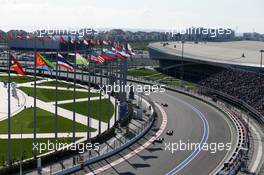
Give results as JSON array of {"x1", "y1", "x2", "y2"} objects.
[{"x1": 149, "y1": 41, "x2": 264, "y2": 68}]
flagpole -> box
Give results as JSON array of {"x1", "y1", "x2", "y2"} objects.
[
  {"x1": 87, "y1": 42, "x2": 91, "y2": 140},
  {"x1": 7, "y1": 49, "x2": 12, "y2": 165},
  {"x1": 98, "y1": 42, "x2": 103, "y2": 135},
  {"x1": 81, "y1": 40, "x2": 84, "y2": 82},
  {"x1": 67, "y1": 35, "x2": 70, "y2": 81},
  {"x1": 114, "y1": 58, "x2": 118, "y2": 122},
  {"x1": 73, "y1": 37, "x2": 77, "y2": 143},
  {"x1": 107, "y1": 59, "x2": 111, "y2": 130},
  {"x1": 54, "y1": 50, "x2": 59, "y2": 147},
  {"x1": 33, "y1": 37, "x2": 37, "y2": 160},
  {"x1": 119, "y1": 52, "x2": 123, "y2": 121}
]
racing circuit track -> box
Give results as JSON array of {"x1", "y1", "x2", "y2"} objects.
[{"x1": 73, "y1": 89, "x2": 237, "y2": 175}]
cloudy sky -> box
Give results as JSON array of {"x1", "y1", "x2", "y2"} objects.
[{"x1": 0, "y1": 0, "x2": 263, "y2": 33}]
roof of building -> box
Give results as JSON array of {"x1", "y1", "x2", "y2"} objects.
[{"x1": 149, "y1": 41, "x2": 264, "y2": 68}]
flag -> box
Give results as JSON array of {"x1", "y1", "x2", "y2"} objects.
[
  {"x1": 96, "y1": 39, "x2": 101, "y2": 46},
  {"x1": 36, "y1": 52, "x2": 55, "y2": 72},
  {"x1": 43, "y1": 37, "x2": 52, "y2": 42},
  {"x1": 59, "y1": 36, "x2": 66, "y2": 43},
  {"x1": 103, "y1": 40, "x2": 109, "y2": 45},
  {"x1": 83, "y1": 39, "x2": 89, "y2": 45},
  {"x1": 16, "y1": 35, "x2": 24, "y2": 40},
  {"x1": 117, "y1": 50, "x2": 130, "y2": 59},
  {"x1": 126, "y1": 43, "x2": 135, "y2": 55},
  {"x1": 70, "y1": 37, "x2": 75, "y2": 44},
  {"x1": 116, "y1": 42, "x2": 124, "y2": 51},
  {"x1": 57, "y1": 54, "x2": 74, "y2": 70},
  {"x1": 10, "y1": 54, "x2": 26, "y2": 76},
  {"x1": 7, "y1": 34, "x2": 13, "y2": 41},
  {"x1": 111, "y1": 47, "x2": 129, "y2": 59},
  {"x1": 76, "y1": 53, "x2": 89, "y2": 66},
  {"x1": 90, "y1": 39, "x2": 95, "y2": 45},
  {"x1": 52, "y1": 36, "x2": 57, "y2": 41},
  {"x1": 0, "y1": 35, "x2": 5, "y2": 41},
  {"x1": 101, "y1": 49, "x2": 119, "y2": 60},
  {"x1": 91, "y1": 52, "x2": 105, "y2": 64}
]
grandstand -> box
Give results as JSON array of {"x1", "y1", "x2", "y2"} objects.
[{"x1": 149, "y1": 41, "x2": 264, "y2": 119}]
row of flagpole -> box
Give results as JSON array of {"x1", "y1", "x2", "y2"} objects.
[{"x1": 4, "y1": 35, "x2": 134, "y2": 166}]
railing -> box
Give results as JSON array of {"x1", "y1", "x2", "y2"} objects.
[
  {"x1": 52, "y1": 94, "x2": 155, "y2": 175},
  {"x1": 128, "y1": 75, "x2": 264, "y2": 125},
  {"x1": 126, "y1": 76, "x2": 251, "y2": 175},
  {"x1": 0, "y1": 67, "x2": 156, "y2": 175},
  {"x1": 0, "y1": 67, "x2": 258, "y2": 174}
]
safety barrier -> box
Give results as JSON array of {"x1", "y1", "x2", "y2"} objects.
[
  {"x1": 126, "y1": 77, "x2": 250, "y2": 175},
  {"x1": 53, "y1": 95, "x2": 155, "y2": 175}
]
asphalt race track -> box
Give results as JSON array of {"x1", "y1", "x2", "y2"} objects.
[{"x1": 72, "y1": 89, "x2": 237, "y2": 175}]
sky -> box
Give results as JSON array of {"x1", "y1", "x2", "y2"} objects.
[{"x1": 0, "y1": 0, "x2": 263, "y2": 33}]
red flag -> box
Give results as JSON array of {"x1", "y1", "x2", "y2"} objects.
[
  {"x1": 0, "y1": 34, "x2": 5, "y2": 41},
  {"x1": 7, "y1": 34, "x2": 13, "y2": 40},
  {"x1": 59, "y1": 36, "x2": 66, "y2": 43},
  {"x1": 43, "y1": 37, "x2": 52, "y2": 42},
  {"x1": 90, "y1": 55, "x2": 105, "y2": 64},
  {"x1": 10, "y1": 54, "x2": 26, "y2": 76}
]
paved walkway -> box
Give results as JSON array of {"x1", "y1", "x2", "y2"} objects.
[
  {"x1": 48, "y1": 97, "x2": 102, "y2": 105},
  {"x1": 0, "y1": 78, "x2": 117, "y2": 139},
  {"x1": 0, "y1": 82, "x2": 27, "y2": 121},
  {"x1": 25, "y1": 95, "x2": 153, "y2": 175}
]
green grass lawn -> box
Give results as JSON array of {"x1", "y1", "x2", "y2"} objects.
[
  {"x1": 0, "y1": 76, "x2": 41, "y2": 84},
  {"x1": 0, "y1": 108, "x2": 95, "y2": 134},
  {"x1": 129, "y1": 41, "x2": 150, "y2": 51},
  {"x1": 128, "y1": 68, "x2": 196, "y2": 89},
  {"x1": 59, "y1": 99, "x2": 114, "y2": 123},
  {"x1": 160, "y1": 79, "x2": 195, "y2": 89},
  {"x1": 19, "y1": 87, "x2": 99, "y2": 102},
  {"x1": 146, "y1": 73, "x2": 167, "y2": 81},
  {"x1": 38, "y1": 81, "x2": 84, "y2": 89},
  {"x1": 0, "y1": 137, "x2": 79, "y2": 166},
  {"x1": 128, "y1": 68, "x2": 158, "y2": 77}
]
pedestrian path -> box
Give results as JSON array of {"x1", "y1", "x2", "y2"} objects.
[
  {"x1": 25, "y1": 95, "x2": 154, "y2": 175},
  {"x1": 0, "y1": 78, "x2": 117, "y2": 139},
  {"x1": 48, "y1": 97, "x2": 102, "y2": 105},
  {"x1": 0, "y1": 82, "x2": 27, "y2": 121}
]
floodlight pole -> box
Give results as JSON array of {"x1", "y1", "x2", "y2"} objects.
[
  {"x1": 260, "y1": 50, "x2": 263, "y2": 72},
  {"x1": 181, "y1": 40, "x2": 185, "y2": 87},
  {"x1": 260, "y1": 50, "x2": 264, "y2": 94}
]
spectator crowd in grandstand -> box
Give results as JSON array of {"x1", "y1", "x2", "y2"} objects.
[{"x1": 199, "y1": 69, "x2": 264, "y2": 116}]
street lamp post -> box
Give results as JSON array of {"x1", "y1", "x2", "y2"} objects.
[
  {"x1": 260, "y1": 50, "x2": 264, "y2": 71},
  {"x1": 181, "y1": 40, "x2": 185, "y2": 87},
  {"x1": 260, "y1": 50, "x2": 264, "y2": 94}
]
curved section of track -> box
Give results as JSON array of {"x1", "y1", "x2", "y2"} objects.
[
  {"x1": 74, "y1": 89, "x2": 237, "y2": 175},
  {"x1": 165, "y1": 96, "x2": 210, "y2": 175}
]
